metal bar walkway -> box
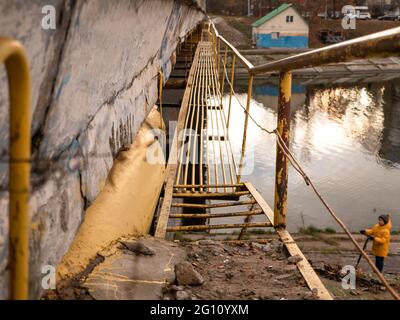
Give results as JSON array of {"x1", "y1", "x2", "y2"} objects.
[{"x1": 154, "y1": 28, "x2": 333, "y2": 300}]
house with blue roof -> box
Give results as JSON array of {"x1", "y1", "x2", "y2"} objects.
[{"x1": 251, "y1": 3, "x2": 309, "y2": 48}]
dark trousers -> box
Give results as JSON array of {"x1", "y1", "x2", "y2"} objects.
[{"x1": 375, "y1": 256, "x2": 384, "y2": 272}]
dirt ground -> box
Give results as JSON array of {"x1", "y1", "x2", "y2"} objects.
[
  {"x1": 43, "y1": 237, "x2": 312, "y2": 300},
  {"x1": 43, "y1": 232, "x2": 400, "y2": 300},
  {"x1": 172, "y1": 231, "x2": 400, "y2": 300},
  {"x1": 162, "y1": 239, "x2": 312, "y2": 300}
]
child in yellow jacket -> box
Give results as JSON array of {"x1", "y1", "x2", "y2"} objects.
[{"x1": 360, "y1": 214, "x2": 391, "y2": 272}]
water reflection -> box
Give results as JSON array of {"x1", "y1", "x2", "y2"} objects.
[{"x1": 224, "y1": 78, "x2": 400, "y2": 232}]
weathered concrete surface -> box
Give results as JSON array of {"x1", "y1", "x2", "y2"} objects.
[
  {"x1": 0, "y1": 0, "x2": 204, "y2": 299},
  {"x1": 83, "y1": 236, "x2": 187, "y2": 300}
]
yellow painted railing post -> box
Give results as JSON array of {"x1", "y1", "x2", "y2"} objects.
[
  {"x1": 274, "y1": 71, "x2": 291, "y2": 227},
  {"x1": 237, "y1": 75, "x2": 253, "y2": 183},
  {"x1": 0, "y1": 37, "x2": 31, "y2": 300},
  {"x1": 226, "y1": 54, "x2": 236, "y2": 129},
  {"x1": 216, "y1": 38, "x2": 220, "y2": 80}
]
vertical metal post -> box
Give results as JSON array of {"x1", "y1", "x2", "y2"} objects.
[
  {"x1": 237, "y1": 75, "x2": 253, "y2": 183},
  {"x1": 274, "y1": 70, "x2": 291, "y2": 227},
  {"x1": 216, "y1": 38, "x2": 220, "y2": 80},
  {"x1": 220, "y1": 46, "x2": 228, "y2": 106},
  {"x1": 226, "y1": 54, "x2": 236, "y2": 129},
  {"x1": 0, "y1": 37, "x2": 31, "y2": 300}
]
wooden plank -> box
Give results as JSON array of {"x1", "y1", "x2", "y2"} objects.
[
  {"x1": 244, "y1": 183, "x2": 274, "y2": 224},
  {"x1": 244, "y1": 182, "x2": 333, "y2": 300},
  {"x1": 167, "y1": 222, "x2": 272, "y2": 232},
  {"x1": 154, "y1": 46, "x2": 201, "y2": 239}
]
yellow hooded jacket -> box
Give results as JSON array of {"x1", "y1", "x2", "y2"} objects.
[{"x1": 365, "y1": 220, "x2": 392, "y2": 257}]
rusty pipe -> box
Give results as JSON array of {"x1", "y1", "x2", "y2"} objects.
[{"x1": 274, "y1": 71, "x2": 291, "y2": 227}]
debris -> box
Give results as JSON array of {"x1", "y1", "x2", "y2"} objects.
[
  {"x1": 276, "y1": 274, "x2": 292, "y2": 280},
  {"x1": 303, "y1": 288, "x2": 319, "y2": 300},
  {"x1": 176, "y1": 290, "x2": 191, "y2": 300},
  {"x1": 170, "y1": 285, "x2": 184, "y2": 292},
  {"x1": 283, "y1": 265, "x2": 297, "y2": 272},
  {"x1": 251, "y1": 242, "x2": 273, "y2": 253},
  {"x1": 198, "y1": 240, "x2": 216, "y2": 246},
  {"x1": 120, "y1": 241, "x2": 155, "y2": 256},
  {"x1": 175, "y1": 261, "x2": 204, "y2": 286}
]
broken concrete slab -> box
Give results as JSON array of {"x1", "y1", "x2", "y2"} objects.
[{"x1": 83, "y1": 236, "x2": 187, "y2": 300}]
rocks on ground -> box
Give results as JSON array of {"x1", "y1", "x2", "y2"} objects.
[
  {"x1": 175, "y1": 261, "x2": 204, "y2": 286},
  {"x1": 165, "y1": 239, "x2": 311, "y2": 300}
]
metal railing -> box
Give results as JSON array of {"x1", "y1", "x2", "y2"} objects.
[
  {"x1": 0, "y1": 37, "x2": 31, "y2": 300},
  {"x1": 207, "y1": 20, "x2": 400, "y2": 300}
]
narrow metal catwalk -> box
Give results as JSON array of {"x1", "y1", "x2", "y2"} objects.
[
  {"x1": 154, "y1": 27, "x2": 332, "y2": 300},
  {"x1": 174, "y1": 41, "x2": 238, "y2": 194}
]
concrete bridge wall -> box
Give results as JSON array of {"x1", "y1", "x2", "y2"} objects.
[{"x1": 0, "y1": 0, "x2": 204, "y2": 298}]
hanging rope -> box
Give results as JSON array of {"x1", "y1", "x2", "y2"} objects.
[{"x1": 219, "y1": 49, "x2": 400, "y2": 300}]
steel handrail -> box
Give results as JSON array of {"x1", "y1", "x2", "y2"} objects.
[{"x1": 209, "y1": 19, "x2": 254, "y2": 70}]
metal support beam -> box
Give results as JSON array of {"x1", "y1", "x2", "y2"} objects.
[
  {"x1": 220, "y1": 46, "x2": 228, "y2": 105},
  {"x1": 237, "y1": 75, "x2": 253, "y2": 183},
  {"x1": 169, "y1": 209, "x2": 263, "y2": 219},
  {"x1": 167, "y1": 222, "x2": 272, "y2": 232},
  {"x1": 226, "y1": 54, "x2": 236, "y2": 129},
  {"x1": 274, "y1": 71, "x2": 291, "y2": 227}
]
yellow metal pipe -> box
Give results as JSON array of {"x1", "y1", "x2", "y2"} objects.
[
  {"x1": 167, "y1": 221, "x2": 272, "y2": 232},
  {"x1": 237, "y1": 75, "x2": 253, "y2": 183},
  {"x1": 220, "y1": 46, "x2": 228, "y2": 105},
  {"x1": 0, "y1": 37, "x2": 31, "y2": 300},
  {"x1": 274, "y1": 71, "x2": 291, "y2": 227},
  {"x1": 216, "y1": 38, "x2": 220, "y2": 79}
]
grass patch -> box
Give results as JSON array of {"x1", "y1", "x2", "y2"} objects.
[
  {"x1": 299, "y1": 225, "x2": 337, "y2": 235},
  {"x1": 324, "y1": 227, "x2": 336, "y2": 234},
  {"x1": 247, "y1": 228, "x2": 274, "y2": 235},
  {"x1": 299, "y1": 225, "x2": 322, "y2": 236}
]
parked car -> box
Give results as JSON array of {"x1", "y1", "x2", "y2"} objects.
[
  {"x1": 358, "y1": 12, "x2": 372, "y2": 20},
  {"x1": 377, "y1": 14, "x2": 400, "y2": 21}
]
